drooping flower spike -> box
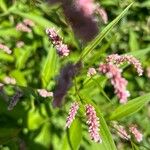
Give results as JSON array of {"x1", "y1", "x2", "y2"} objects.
[
  {"x1": 85, "y1": 104, "x2": 102, "y2": 143},
  {"x1": 99, "y1": 63, "x2": 130, "y2": 104},
  {"x1": 106, "y1": 54, "x2": 143, "y2": 76}
]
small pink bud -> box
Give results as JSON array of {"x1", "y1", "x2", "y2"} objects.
[
  {"x1": 37, "y1": 89, "x2": 53, "y2": 98},
  {"x1": 87, "y1": 67, "x2": 97, "y2": 77}
]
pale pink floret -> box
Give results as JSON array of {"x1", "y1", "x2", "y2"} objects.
[
  {"x1": 65, "y1": 102, "x2": 79, "y2": 128},
  {"x1": 106, "y1": 54, "x2": 143, "y2": 76},
  {"x1": 115, "y1": 124, "x2": 130, "y2": 140},
  {"x1": 0, "y1": 43, "x2": 12, "y2": 54},
  {"x1": 129, "y1": 125, "x2": 143, "y2": 142},
  {"x1": 16, "y1": 23, "x2": 32, "y2": 33},
  {"x1": 4, "y1": 76, "x2": 16, "y2": 85},
  {"x1": 23, "y1": 19, "x2": 35, "y2": 27},
  {"x1": 99, "y1": 64, "x2": 130, "y2": 104},
  {"x1": 16, "y1": 41, "x2": 24, "y2": 48},
  {"x1": 75, "y1": 0, "x2": 96, "y2": 16},
  {"x1": 0, "y1": 83, "x2": 4, "y2": 87},
  {"x1": 85, "y1": 104, "x2": 102, "y2": 143},
  {"x1": 87, "y1": 67, "x2": 97, "y2": 77},
  {"x1": 46, "y1": 28, "x2": 70, "y2": 57},
  {"x1": 37, "y1": 89, "x2": 53, "y2": 98}
]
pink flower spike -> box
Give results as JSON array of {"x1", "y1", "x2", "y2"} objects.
[
  {"x1": 87, "y1": 67, "x2": 97, "y2": 77},
  {"x1": 37, "y1": 89, "x2": 53, "y2": 98},
  {"x1": 16, "y1": 23, "x2": 32, "y2": 33},
  {"x1": 115, "y1": 124, "x2": 130, "y2": 140},
  {"x1": 0, "y1": 43, "x2": 12, "y2": 54},
  {"x1": 16, "y1": 41, "x2": 24, "y2": 48},
  {"x1": 129, "y1": 125, "x2": 143, "y2": 142},
  {"x1": 23, "y1": 19, "x2": 35, "y2": 27},
  {"x1": 46, "y1": 28, "x2": 70, "y2": 57},
  {"x1": 65, "y1": 102, "x2": 79, "y2": 128},
  {"x1": 106, "y1": 54, "x2": 143, "y2": 76},
  {"x1": 4, "y1": 76, "x2": 16, "y2": 85},
  {"x1": 85, "y1": 104, "x2": 102, "y2": 143},
  {"x1": 99, "y1": 63, "x2": 130, "y2": 104}
]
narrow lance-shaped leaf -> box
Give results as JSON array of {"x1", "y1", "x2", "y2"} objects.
[
  {"x1": 80, "y1": 2, "x2": 134, "y2": 60},
  {"x1": 41, "y1": 46, "x2": 58, "y2": 88},
  {"x1": 93, "y1": 103, "x2": 117, "y2": 150},
  {"x1": 62, "y1": 118, "x2": 82, "y2": 150},
  {"x1": 109, "y1": 93, "x2": 150, "y2": 120}
]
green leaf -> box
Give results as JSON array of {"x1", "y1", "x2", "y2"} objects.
[
  {"x1": 10, "y1": 70, "x2": 27, "y2": 86},
  {"x1": 129, "y1": 29, "x2": 139, "y2": 51},
  {"x1": 94, "y1": 105, "x2": 117, "y2": 150},
  {"x1": 0, "y1": 52, "x2": 14, "y2": 62},
  {"x1": 62, "y1": 118, "x2": 82, "y2": 150},
  {"x1": 11, "y1": 10, "x2": 56, "y2": 28},
  {"x1": 109, "y1": 93, "x2": 150, "y2": 120},
  {"x1": 16, "y1": 45, "x2": 36, "y2": 70},
  {"x1": 126, "y1": 47, "x2": 150, "y2": 59},
  {"x1": 34, "y1": 123, "x2": 51, "y2": 148},
  {"x1": 41, "y1": 46, "x2": 58, "y2": 87},
  {"x1": 80, "y1": 2, "x2": 134, "y2": 60}
]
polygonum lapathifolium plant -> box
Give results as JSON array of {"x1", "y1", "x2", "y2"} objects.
[{"x1": 1, "y1": 1, "x2": 149, "y2": 149}]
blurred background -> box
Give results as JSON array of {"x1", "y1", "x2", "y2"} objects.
[{"x1": 0, "y1": 0, "x2": 150, "y2": 149}]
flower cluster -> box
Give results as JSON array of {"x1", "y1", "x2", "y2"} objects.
[
  {"x1": 114, "y1": 124, "x2": 131, "y2": 140},
  {"x1": 129, "y1": 125, "x2": 143, "y2": 142},
  {"x1": 115, "y1": 123, "x2": 143, "y2": 142},
  {"x1": 46, "y1": 28, "x2": 70, "y2": 57},
  {"x1": 37, "y1": 89, "x2": 53, "y2": 98},
  {"x1": 4, "y1": 76, "x2": 16, "y2": 85},
  {"x1": 65, "y1": 102, "x2": 79, "y2": 128},
  {"x1": 99, "y1": 63, "x2": 130, "y2": 104},
  {"x1": 87, "y1": 67, "x2": 97, "y2": 77},
  {"x1": 99, "y1": 54, "x2": 143, "y2": 104},
  {"x1": 0, "y1": 43, "x2": 12, "y2": 54},
  {"x1": 23, "y1": 19, "x2": 35, "y2": 27},
  {"x1": 65, "y1": 102, "x2": 101, "y2": 143},
  {"x1": 16, "y1": 19, "x2": 34, "y2": 33},
  {"x1": 16, "y1": 41, "x2": 25, "y2": 48},
  {"x1": 85, "y1": 104, "x2": 102, "y2": 143},
  {"x1": 106, "y1": 54, "x2": 143, "y2": 76}
]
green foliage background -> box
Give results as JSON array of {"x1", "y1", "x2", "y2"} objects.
[{"x1": 0, "y1": 0, "x2": 150, "y2": 149}]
